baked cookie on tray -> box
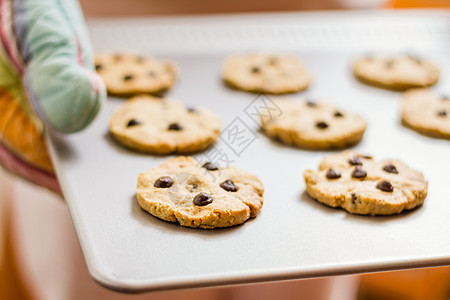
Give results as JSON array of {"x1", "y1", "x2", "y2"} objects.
[
  {"x1": 222, "y1": 54, "x2": 310, "y2": 94},
  {"x1": 353, "y1": 54, "x2": 439, "y2": 90},
  {"x1": 304, "y1": 151, "x2": 428, "y2": 215},
  {"x1": 401, "y1": 88, "x2": 450, "y2": 139},
  {"x1": 259, "y1": 99, "x2": 367, "y2": 150},
  {"x1": 95, "y1": 53, "x2": 177, "y2": 96},
  {"x1": 109, "y1": 95, "x2": 221, "y2": 154},
  {"x1": 136, "y1": 157, "x2": 264, "y2": 229}
]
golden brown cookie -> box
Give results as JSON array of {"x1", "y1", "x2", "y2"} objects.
[
  {"x1": 304, "y1": 151, "x2": 428, "y2": 215},
  {"x1": 95, "y1": 53, "x2": 177, "y2": 96},
  {"x1": 353, "y1": 54, "x2": 439, "y2": 90},
  {"x1": 401, "y1": 88, "x2": 450, "y2": 139},
  {"x1": 136, "y1": 157, "x2": 264, "y2": 229},
  {"x1": 109, "y1": 95, "x2": 221, "y2": 154},
  {"x1": 223, "y1": 54, "x2": 310, "y2": 94},
  {"x1": 260, "y1": 98, "x2": 367, "y2": 150}
]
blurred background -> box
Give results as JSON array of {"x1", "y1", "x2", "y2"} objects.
[{"x1": 1, "y1": 0, "x2": 450, "y2": 299}]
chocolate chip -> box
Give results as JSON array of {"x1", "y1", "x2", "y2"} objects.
[
  {"x1": 306, "y1": 101, "x2": 317, "y2": 107},
  {"x1": 168, "y1": 123, "x2": 182, "y2": 131},
  {"x1": 316, "y1": 121, "x2": 328, "y2": 129},
  {"x1": 251, "y1": 66, "x2": 260, "y2": 73},
  {"x1": 154, "y1": 176, "x2": 173, "y2": 188},
  {"x1": 376, "y1": 180, "x2": 394, "y2": 192},
  {"x1": 220, "y1": 179, "x2": 238, "y2": 192},
  {"x1": 352, "y1": 166, "x2": 367, "y2": 179},
  {"x1": 334, "y1": 111, "x2": 344, "y2": 118},
  {"x1": 385, "y1": 59, "x2": 394, "y2": 68},
  {"x1": 193, "y1": 192, "x2": 213, "y2": 206},
  {"x1": 187, "y1": 107, "x2": 198, "y2": 113},
  {"x1": 202, "y1": 162, "x2": 218, "y2": 171},
  {"x1": 127, "y1": 119, "x2": 141, "y2": 127},
  {"x1": 326, "y1": 168, "x2": 341, "y2": 179},
  {"x1": 437, "y1": 110, "x2": 447, "y2": 117},
  {"x1": 123, "y1": 74, "x2": 133, "y2": 81},
  {"x1": 95, "y1": 64, "x2": 103, "y2": 71},
  {"x1": 348, "y1": 156, "x2": 363, "y2": 166},
  {"x1": 383, "y1": 164, "x2": 398, "y2": 174},
  {"x1": 351, "y1": 193, "x2": 357, "y2": 204}
]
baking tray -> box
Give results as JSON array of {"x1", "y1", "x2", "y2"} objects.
[{"x1": 47, "y1": 10, "x2": 450, "y2": 293}]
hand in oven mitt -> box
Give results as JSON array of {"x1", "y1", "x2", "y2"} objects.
[{"x1": 0, "y1": 0, "x2": 106, "y2": 192}]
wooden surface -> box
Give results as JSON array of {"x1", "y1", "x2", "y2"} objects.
[{"x1": 78, "y1": 0, "x2": 376, "y2": 17}]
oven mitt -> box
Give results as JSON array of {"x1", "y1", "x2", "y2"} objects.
[{"x1": 0, "y1": 0, "x2": 106, "y2": 192}]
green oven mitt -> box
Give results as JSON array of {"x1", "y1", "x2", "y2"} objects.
[{"x1": 0, "y1": 0, "x2": 105, "y2": 191}]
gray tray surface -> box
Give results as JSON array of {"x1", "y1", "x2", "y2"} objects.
[{"x1": 47, "y1": 11, "x2": 450, "y2": 292}]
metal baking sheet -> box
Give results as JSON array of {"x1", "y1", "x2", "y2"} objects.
[{"x1": 47, "y1": 11, "x2": 450, "y2": 292}]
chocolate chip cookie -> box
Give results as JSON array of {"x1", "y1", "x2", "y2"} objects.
[
  {"x1": 259, "y1": 99, "x2": 367, "y2": 150},
  {"x1": 95, "y1": 53, "x2": 177, "y2": 96},
  {"x1": 353, "y1": 54, "x2": 439, "y2": 90},
  {"x1": 109, "y1": 95, "x2": 221, "y2": 154},
  {"x1": 304, "y1": 151, "x2": 428, "y2": 215},
  {"x1": 401, "y1": 88, "x2": 450, "y2": 139},
  {"x1": 222, "y1": 54, "x2": 311, "y2": 94},
  {"x1": 136, "y1": 156, "x2": 264, "y2": 229}
]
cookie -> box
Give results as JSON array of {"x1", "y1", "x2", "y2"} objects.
[
  {"x1": 304, "y1": 151, "x2": 428, "y2": 215},
  {"x1": 222, "y1": 54, "x2": 310, "y2": 94},
  {"x1": 401, "y1": 89, "x2": 450, "y2": 139},
  {"x1": 95, "y1": 53, "x2": 177, "y2": 96},
  {"x1": 136, "y1": 156, "x2": 264, "y2": 229},
  {"x1": 109, "y1": 95, "x2": 221, "y2": 154},
  {"x1": 259, "y1": 99, "x2": 367, "y2": 150},
  {"x1": 353, "y1": 54, "x2": 439, "y2": 90}
]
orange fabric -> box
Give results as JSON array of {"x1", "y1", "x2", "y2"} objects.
[
  {"x1": 0, "y1": 187, "x2": 31, "y2": 300},
  {"x1": 0, "y1": 89, "x2": 53, "y2": 173},
  {"x1": 358, "y1": 268, "x2": 450, "y2": 300},
  {"x1": 0, "y1": 232, "x2": 31, "y2": 300},
  {"x1": 391, "y1": 0, "x2": 450, "y2": 8}
]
